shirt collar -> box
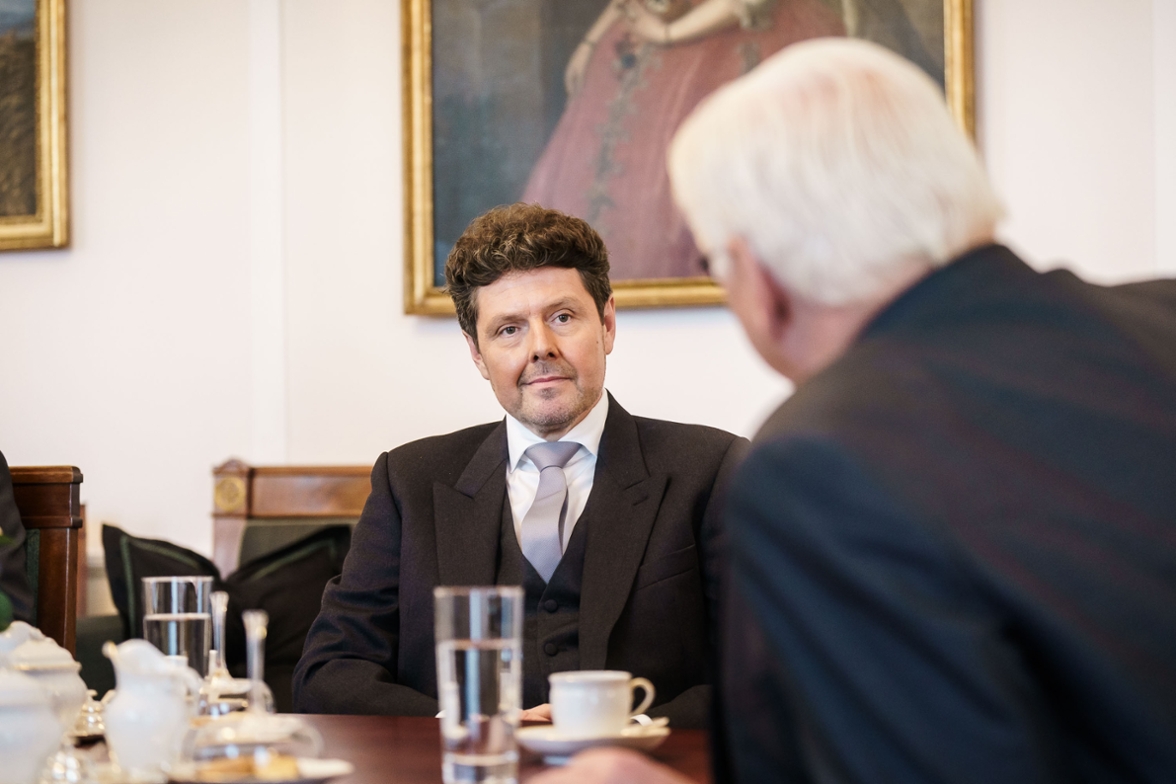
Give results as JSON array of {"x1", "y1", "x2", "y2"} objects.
[{"x1": 506, "y1": 392, "x2": 609, "y2": 472}]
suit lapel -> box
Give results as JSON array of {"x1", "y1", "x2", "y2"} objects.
[
  {"x1": 434, "y1": 421, "x2": 509, "y2": 586},
  {"x1": 579, "y1": 395, "x2": 668, "y2": 670}
]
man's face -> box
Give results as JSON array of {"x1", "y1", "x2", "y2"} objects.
[{"x1": 465, "y1": 267, "x2": 616, "y2": 440}]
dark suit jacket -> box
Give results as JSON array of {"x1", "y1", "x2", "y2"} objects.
[
  {"x1": 0, "y1": 449, "x2": 35, "y2": 623},
  {"x1": 294, "y1": 395, "x2": 747, "y2": 727},
  {"x1": 716, "y1": 245, "x2": 1176, "y2": 783}
]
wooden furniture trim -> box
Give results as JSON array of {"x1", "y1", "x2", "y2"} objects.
[
  {"x1": 10, "y1": 465, "x2": 83, "y2": 653},
  {"x1": 212, "y1": 459, "x2": 370, "y2": 576}
]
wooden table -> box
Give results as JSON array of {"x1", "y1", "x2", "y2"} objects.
[{"x1": 302, "y1": 715, "x2": 712, "y2": 784}]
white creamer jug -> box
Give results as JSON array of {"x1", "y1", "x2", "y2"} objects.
[
  {"x1": 0, "y1": 621, "x2": 87, "y2": 730},
  {"x1": 0, "y1": 667, "x2": 64, "y2": 784},
  {"x1": 103, "y1": 640, "x2": 202, "y2": 779}
]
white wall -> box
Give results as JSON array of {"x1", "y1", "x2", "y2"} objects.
[
  {"x1": 0, "y1": 0, "x2": 1172, "y2": 563},
  {"x1": 0, "y1": 1, "x2": 254, "y2": 555},
  {"x1": 980, "y1": 0, "x2": 1160, "y2": 281}
]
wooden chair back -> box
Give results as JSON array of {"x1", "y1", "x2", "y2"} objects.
[
  {"x1": 211, "y1": 459, "x2": 370, "y2": 576},
  {"x1": 10, "y1": 466, "x2": 83, "y2": 653}
]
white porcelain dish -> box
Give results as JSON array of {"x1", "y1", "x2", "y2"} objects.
[{"x1": 516, "y1": 724, "x2": 670, "y2": 764}]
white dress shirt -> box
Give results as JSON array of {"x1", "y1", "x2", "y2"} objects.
[{"x1": 505, "y1": 392, "x2": 609, "y2": 552}]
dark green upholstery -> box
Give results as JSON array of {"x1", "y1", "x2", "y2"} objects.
[
  {"x1": 75, "y1": 614, "x2": 124, "y2": 696},
  {"x1": 223, "y1": 526, "x2": 352, "y2": 711},
  {"x1": 24, "y1": 528, "x2": 38, "y2": 625},
  {"x1": 237, "y1": 518, "x2": 357, "y2": 566}
]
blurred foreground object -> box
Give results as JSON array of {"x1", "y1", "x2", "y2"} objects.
[
  {"x1": 663, "y1": 37, "x2": 1176, "y2": 783},
  {"x1": 0, "y1": 666, "x2": 62, "y2": 784},
  {"x1": 102, "y1": 638, "x2": 202, "y2": 779}
]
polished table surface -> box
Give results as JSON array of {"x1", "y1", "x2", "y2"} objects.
[{"x1": 301, "y1": 715, "x2": 712, "y2": 784}]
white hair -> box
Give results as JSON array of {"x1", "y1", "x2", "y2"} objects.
[{"x1": 668, "y1": 38, "x2": 1004, "y2": 305}]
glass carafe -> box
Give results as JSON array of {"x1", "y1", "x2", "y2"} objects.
[
  {"x1": 179, "y1": 611, "x2": 321, "y2": 779},
  {"x1": 197, "y1": 592, "x2": 251, "y2": 717}
]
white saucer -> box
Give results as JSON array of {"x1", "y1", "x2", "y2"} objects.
[{"x1": 516, "y1": 724, "x2": 670, "y2": 764}]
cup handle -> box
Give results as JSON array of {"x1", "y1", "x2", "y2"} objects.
[{"x1": 628, "y1": 677, "x2": 655, "y2": 717}]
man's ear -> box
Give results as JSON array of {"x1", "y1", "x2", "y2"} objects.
[
  {"x1": 464, "y1": 332, "x2": 491, "y2": 380},
  {"x1": 758, "y1": 264, "x2": 793, "y2": 343},
  {"x1": 727, "y1": 237, "x2": 793, "y2": 340},
  {"x1": 601, "y1": 295, "x2": 616, "y2": 355}
]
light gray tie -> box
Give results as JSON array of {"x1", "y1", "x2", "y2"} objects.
[{"x1": 520, "y1": 441, "x2": 581, "y2": 583}]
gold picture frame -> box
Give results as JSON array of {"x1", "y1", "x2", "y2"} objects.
[
  {"x1": 403, "y1": 0, "x2": 973, "y2": 315},
  {"x1": 0, "y1": 0, "x2": 67, "y2": 252}
]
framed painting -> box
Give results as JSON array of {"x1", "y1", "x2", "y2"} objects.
[
  {"x1": 0, "y1": 0, "x2": 67, "y2": 252},
  {"x1": 403, "y1": 0, "x2": 973, "y2": 314}
]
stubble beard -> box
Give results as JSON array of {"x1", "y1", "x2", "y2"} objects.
[{"x1": 515, "y1": 364, "x2": 596, "y2": 437}]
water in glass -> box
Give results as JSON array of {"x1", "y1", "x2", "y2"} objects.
[
  {"x1": 437, "y1": 638, "x2": 522, "y2": 784},
  {"x1": 143, "y1": 612, "x2": 211, "y2": 677}
]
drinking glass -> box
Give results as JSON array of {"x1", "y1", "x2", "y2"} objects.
[
  {"x1": 434, "y1": 586, "x2": 524, "y2": 784},
  {"x1": 141, "y1": 576, "x2": 213, "y2": 677}
]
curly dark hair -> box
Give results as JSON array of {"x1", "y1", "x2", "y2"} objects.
[{"x1": 445, "y1": 204, "x2": 612, "y2": 341}]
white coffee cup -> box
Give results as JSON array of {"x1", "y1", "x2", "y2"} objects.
[{"x1": 548, "y1": 670, "x2": 655, "y2": 738}]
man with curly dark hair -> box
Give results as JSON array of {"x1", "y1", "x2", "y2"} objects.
[{"x1": 295, "y1": 204, "x2": 746, "y2": 729}]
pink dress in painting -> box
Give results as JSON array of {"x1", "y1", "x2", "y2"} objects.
[{"x1": 523, "y1": 0, "x2": 845, "y2": 281}]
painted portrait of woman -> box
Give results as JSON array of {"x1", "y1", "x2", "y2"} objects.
[
  {"x1": 525, "y1": 0, "x2": 843, "y2": 280},
  {"x1": 421, "y1": 0, "x2": 950, "y2": 300}
]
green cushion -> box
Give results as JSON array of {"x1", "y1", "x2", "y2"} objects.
[
  {"x1": 75, "y1": 614, "x2": 125, "y2": 696},
  {"x1": 101, "y1": 524, "x2": 222, "y2": 640}
]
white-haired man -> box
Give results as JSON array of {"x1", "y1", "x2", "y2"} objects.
[{"x1": 533, "y1": 38, "x2": 1176, "y2": 784}]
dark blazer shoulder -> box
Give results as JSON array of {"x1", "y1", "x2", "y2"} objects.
[
  {"x1": 1100, "y1": 274, "x2": 1176, "y2": 308},
  {"x1": 631, "y1": 414, "x2": 743, "y2": 446},
  {"x1": 1080, "y1": 275, "x2": 1176, "y2": 377},
  {"x1": 756, "y1": 247, "x2": 1176, "y2": 446},
  {"x1": 753, "y1": 350, "x2": 924, "y2": 452},
  {"x1": 382, "y1": 422, "x2": 502, "y2": 482},
  {"x1": 619, "y1": 409, "x2": 749, "y2": 495},
  {"x1": 631, "y1": 415, "x2": 745, "y2": 462},
  {"x1": 388, "y1": 421, "x2": 501, "y2": 459}
]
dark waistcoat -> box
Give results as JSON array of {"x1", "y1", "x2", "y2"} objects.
[{"x1": 495, "y1": 495, "x2": 589, "y2": 708}]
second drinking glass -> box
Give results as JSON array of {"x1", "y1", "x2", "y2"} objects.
[{"x1": 141, "y1": 575, "x2": 213, "y2": 676}]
